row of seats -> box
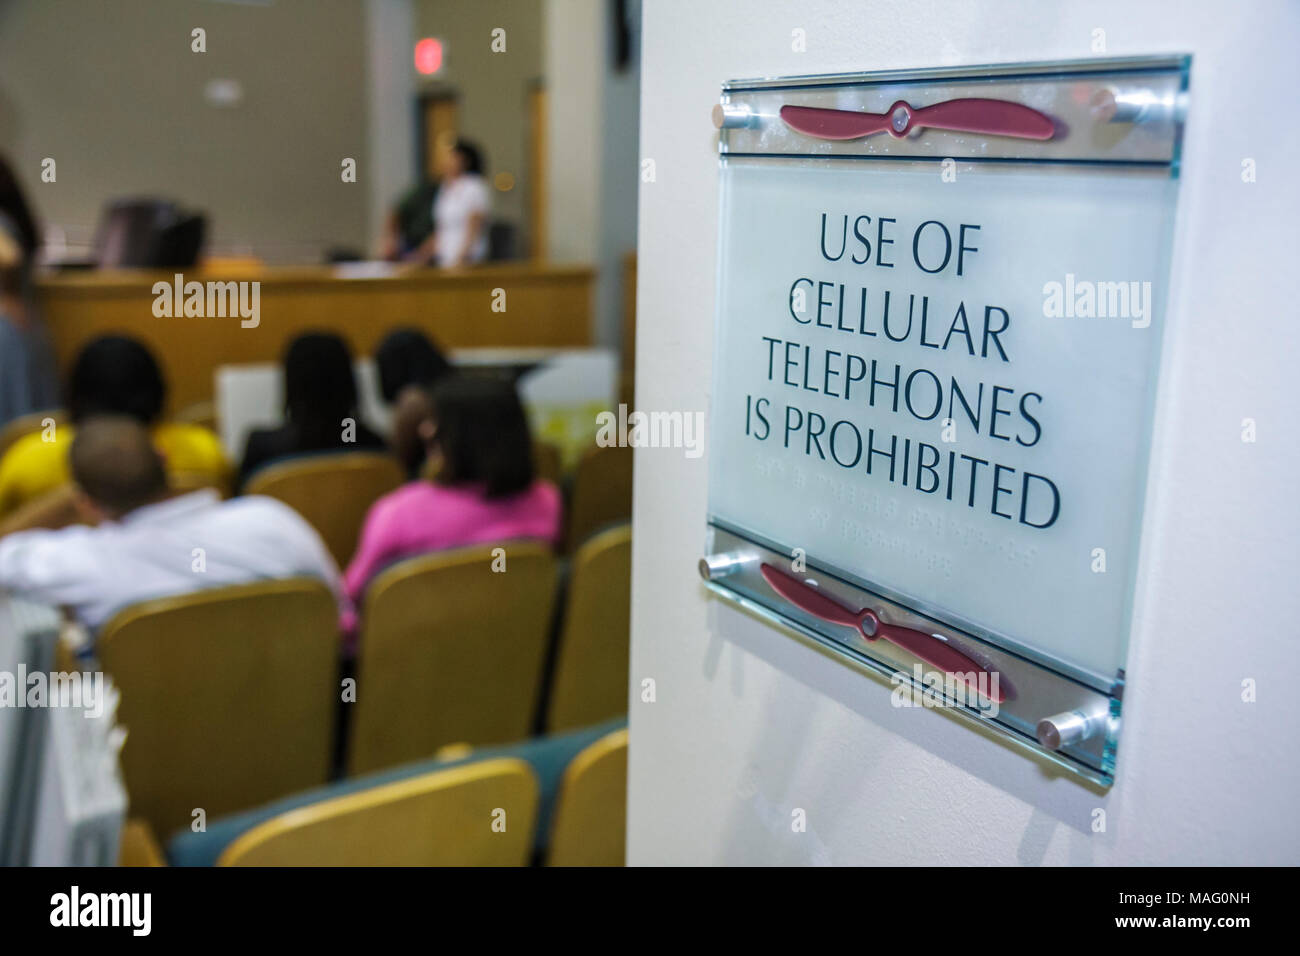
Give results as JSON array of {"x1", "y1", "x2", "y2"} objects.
[
  {"x1": 245, "y1": 441, "x2": 633, "y2": 567},
  {"x1": 0, "y1": 410, "x2": 634, "y2": 562},
  {"x1": 7, "y1": 410, "x2": 637, "y2": 858},
  {"x1": 89, "y1": 526, "x2": 632, "y2": 838},
  {"x1": 161, "y1": 720, "x2": 627, "y2": 867}
]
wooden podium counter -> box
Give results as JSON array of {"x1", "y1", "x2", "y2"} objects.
[{"x1": 37, "y1": 262, "x2": 594, "y2": 413}]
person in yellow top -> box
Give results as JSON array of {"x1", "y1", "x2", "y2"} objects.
[{"x1": 0, "y1": 335, "x2": 228, "y2": 517}]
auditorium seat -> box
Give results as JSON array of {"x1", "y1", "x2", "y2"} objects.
[
  {"x1": 166, "y1": 717, "x2": 626, "y2": 866},
  {"x1": 546, "y1": 523, "x2": 631, "y2": 732},
  {"x1": 534, "y1": 439, "x2": 564, "y2": 487},
  {"x1": 546, "y1": 727, "x2": 627, "y2": 866},
  {"x1": 217, "y1": 758, "x2": 538, "y2": 866},
  {"x1": 347, "y1": 542, "x2": 559, "y2": 775},
  {"x1": 244, "y1": 452, "x2": 404, "y2": 568},
  {"x1": 118, "y1": 819, "x2": 166, "y2": 867},
  {"x1": 172, "y1": 400, "x2": 218, "y2": 433},
  {"x1": 171, "y1": 466, "x2": 232, "y2": 499},
  {"x1": 565, "y1": 443, "x2": 633, "y2": 549},
  {"x1": 0, "y1": 485, "x2": 84, "y2": 535},
  {"x1": 0, "y1": 408, "x2": 62, "y2": 459},
  {"x1": 97, "y1": 578, "x2": 339, "y2": 837}
]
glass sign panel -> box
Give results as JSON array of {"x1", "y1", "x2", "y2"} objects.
[{"x1": 702, "y1": 57, "x2": 1189, "y2": 785}]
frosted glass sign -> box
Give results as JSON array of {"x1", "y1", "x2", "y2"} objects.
[
  {"x1": 714, "y1": 163, "x2": 1176, "y2": 680},
  {"x1": 701, "y1": 57, "x2": 1188, "y2": 785}
]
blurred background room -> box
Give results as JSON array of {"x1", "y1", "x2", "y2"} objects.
[{"x1": 0, "y1": 0, "x2": 638, "y2": 867}]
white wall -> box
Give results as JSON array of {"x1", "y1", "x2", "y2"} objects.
[
  {"x1": 544, "y1": 0, "x2": 640, "y2": 347},
  {"x1": 0, "y1": 0, "x2": 370, "y2": 263},
  {"x1": 365, "y1": 0, "x2": 416, "y2": 252},
  {"x1": 630, "y1": 0, "x2": 1300, "y2": 865},
  {"x1": 544, "y1": 0, "x2": 603, "y2": 268},
  {"x1": 595, "y1": 7, "x2": 641, "y2": 351}
]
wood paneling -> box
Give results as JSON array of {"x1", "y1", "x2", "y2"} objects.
[{"x1": 38, "y1": 263, "x2": 594, "y2": 413}]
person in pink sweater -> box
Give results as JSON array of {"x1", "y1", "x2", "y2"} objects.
[{"x1": 344, "y1": 375, "x2": 561, "y2": 605}]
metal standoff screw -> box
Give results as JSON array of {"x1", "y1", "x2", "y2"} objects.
[
  {"x1": 711, "y1": 103, "x2": 754, "y2": 130},
  {"x1": 1089, "y1": 86, "x2": 1171, "y2": 124},
  {"x1": 698, "y1": 551, "x2": 754, "y2": 582},
  {"x1": 1036, "y1": 704, "x2": 1110, "y2": 750}
]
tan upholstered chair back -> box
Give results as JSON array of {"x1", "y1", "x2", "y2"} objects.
[
  {"x1": 546, "y1": 523, "x2": 631, "y2": 732},
  {"x1": 245, "y1": 452, "x2": 404, "y2": 568},
  {"x1": 219, "y1": 758, "x2": 539, "y2": 866},
  {"x1": 565, "y1": 443, "x2": 632, "y2": 550},
  {"x1": 98, "y1": 578, "x2": 340, "y2": 837},
  {"x1": 533, "y1": 439, "x2": 564, "y2": 487},
  {"x1": 547, "y1": 728, "x2": 628, "y2": 866},
  {"x1": 347, "y1": 542, "x2": 559, "y2": 775},
  {"x1": 0, "y1": 408, "x2": 62, "y2": 459}
]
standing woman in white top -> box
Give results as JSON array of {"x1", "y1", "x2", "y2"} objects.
[{"x1": 424, "y1": 139, "x2": 491, "y2": 268}]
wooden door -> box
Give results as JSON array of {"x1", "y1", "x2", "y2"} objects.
[
  {"x1": 528, "y1": 84, "x2": 548, "y2": 259},
  {"x1": 421, "y1": 95, "x2": 458, "y2": 181}
]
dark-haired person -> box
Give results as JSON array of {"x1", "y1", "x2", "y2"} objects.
[
  {"x1": 0, "y1": 417, "x2": 346, "y2": 636},
  {"x1": 0, "y1": 335, "x2": 226, "y2": 517},
  {"x1": 409, "y1": 139, "x2": 491, "y2": 268},
  {"x1": 237, "y1": 332, "x2": 386, "y2": 489},
  {"x1": 374, "y1": 327, "x2": 453, "y2": 477},
  {"x1": 343, "y1": 375, "x2": 561, "y2": 603},
  {"x1": 379, "y1": 179, "x2": 439, "y2": 261},
  {"x1": 0, "y1": 154, "x2": 58, "y2": 429}
]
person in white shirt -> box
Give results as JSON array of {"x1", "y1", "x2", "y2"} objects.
[
  {"x1": 0, "y1": 415, "x2": 349, "y2": 635},
  {"x1": 411, "y1": 139, "x2": 491, "y2": 269}
]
